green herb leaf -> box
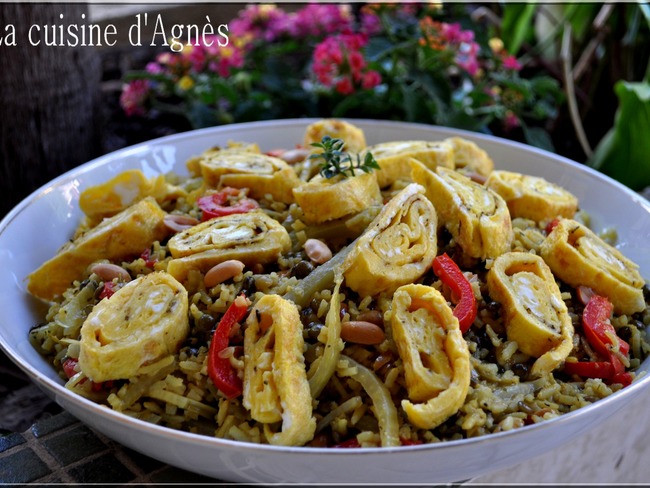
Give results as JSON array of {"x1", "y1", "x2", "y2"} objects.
[{"x1": 309, "y1": 136, "x2": 380, "y2": 179}]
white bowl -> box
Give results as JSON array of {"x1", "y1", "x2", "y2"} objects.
[{"x1": 1, "y1": 119, "x2": 649, "y2": 483}]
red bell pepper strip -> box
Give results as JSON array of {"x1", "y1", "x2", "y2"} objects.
[
  {"x1": 62, "y1": 357, "x2": 79, "y2": 379},
  {"x1": 140, "y1": 248, "x2": 157, "y2": 268},
  {"x1": 611, "y1": 371, "x2": 633, "y2": 386},
  {"x1": 398, "y1": 437, "x2": 423, "y2": 446},
  {"x1": 564, "y1": 293, "x2": 632, "y2": 386},
  {"x1": 582, "y1": 294, "x2": 630, "y2": 358},
  {"x1": 332, "y1": 438, "x2": 361, "y2": 448},
  {"x1": 197, "y1": 187, "x2": 259, "y2": 221},
  {"x1": 432, "y1": 253, "x2": 477, "y2": 334},
  {"x1": 564, "y1": 359, "x2": 632, "y2": 386},
  {"x1": 563, "y1": 360, "x2": 615, "y2": 379},
  {"x1": 62, "y1": 357, "x2": 114, "y2": 391},
  {"x1": 98, "y1": 281, "x2": 117, "y2": 300},
  {"x1": 545, "y1": 217, "x2": 561, "y2": 235},
  {"x1": 207, "y1": 294, "x2": 250, "y2": 399}
]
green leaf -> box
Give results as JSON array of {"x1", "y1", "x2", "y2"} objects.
[
  {"x1": 365, "y1": 37, "x2": 400, "y2": 62},
  {"x1": 521, "y1": 124, "x2": 555, "y2": 152},
  {"x1": 400, "y1": 83, "x2": 423, "y2": 122},
  {"x1": 588, "y1": 81, "x2": 650, "y2": 190},
  {"x1": 565, "y1": 3, "x2": 601, "y2": 42},
  {"x1": 500, "y1": 3, "x2": 539, "y2": 54}
]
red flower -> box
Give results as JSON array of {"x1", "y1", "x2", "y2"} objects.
[
  {"x1": 502, "y1": 55, "x2": 522, "y2": 71},
  {"x1": 362, "y1": 70, "x2": 382, "y2": 90},
  {"x1": 335, "y1": 77, "x2": 354, "y2": 95},
  {"x1": 119, "y1": 80, "x2": 150, "y2": 117},
  {"x1": 312, "y1": 33, "x2": 381, "y2": 94}
]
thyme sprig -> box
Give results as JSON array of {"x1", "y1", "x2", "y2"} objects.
[{"x1": 309, "y1": 135, "x2": 380, "y2": 179}]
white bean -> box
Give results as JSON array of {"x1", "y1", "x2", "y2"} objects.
[
  {"x1": 90, "y1": 263, "x2": 131, "y2": 282},
  {"x1": 204, "y1": 260, "x2": 245, "y2": 288},
  {"x1": 164, "y1": 214, "x2": 200, "y2": 233},
  {"x1": 304, "y1": 238, "x2": 332, "y2": 264}
]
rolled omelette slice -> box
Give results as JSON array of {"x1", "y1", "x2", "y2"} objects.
[
  {"x1": 78, "y1": 271, "x2": 189, "y2": 382},
  {"x1": 199, "y1": 151, "x2": 301, "y2": 204},
  {"x1": 391, "y1": 284, "x2": 470, "y2": 429},
  {"x1": 486, "y1": 170, "x2": 578, "y2": 223},
  {"x1": 487, "y1": 252, "x2": 574, "y2": 376},
  {"x1": 166, "y1": 211, "x2": 291, "y2": 282},
  {"x1": 359, "y1": 140, "x2": 455, "y2": 189},
  {"x1": 243, "y1": 294, "x2": 316, "y2": 446},
  {"x1": 343, "y1": 183, "x2": 437, "y2": 298},
  {"x1": 185, "y1": 141, "x2": 261, "y2": 177},
  {"x1": 292, "y1": 172, "x2": 382, "y2": 225},
  {"x1": 540, "y1": 218, "x2": 645, "y2": 315},
  {"x1": 411, "y1": 162, "x2": 513, "y2": 260},
  {"x1": 444, "y1": 136, "x2": 494, "y2": 176},
  {"x1": 27, "y1": 197, "x2": 169, "y2": 302},
  {"x1": 303, "y1": 118, "x2": 367, "y2": 153},
  {"x1": 79, "y1": 169, "x2": 153, "y2": 223},
  {"x1": 79, "y1": 170, "x2": 186, "y2": 227},
  {"x1": 299, "y1": 119, "x2": 368, "y2": 181}
]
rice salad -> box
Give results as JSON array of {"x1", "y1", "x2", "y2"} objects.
[{"x1": 27, "y1": 119, "x2": 650, "y2": 448}]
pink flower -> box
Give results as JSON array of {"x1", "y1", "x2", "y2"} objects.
[
  {"x1": 362, "y1": 70, "x2": 382, "y2": 90},
  {"x1": 184, "y1": 45, "x2": 206, "y2": 72},
  {"x1": 145, "y1": 62, "x2": 164, "y2": 75},
  {"x1": 456, "y1": 40, "x2": 481, "y2": 76},
  {"x1": 154, "y1": 51, "x2": 191, "y2": 77},
  {"x1": 419, "y1": 17, "x2": 482, "y2": 77},
  {"x1": 120, "y1": 80, "x2": 150, "y2": 117},
  {"x1": 348, "y1": 51, "x2": 366, "y2": 79},
  {"x1": 171, "y1": 37, "x2": 246, "y2": 78},
  {"x1": 230, "y1": 4, "x2": 290, "y2": 42},
  {"x1": 206, "y1": 46, "x2": 245, "y2": 78},
  {"x1": 335, "y1": 77, "x2": 354, "y2": 95},
  {"x1": 360, "y1": 11, "x2": 382, "y2": 35},
  {"x1": 502, "y1": 55, "x2": 522, "y2": 71},
  {"x1": 311, "y1": 33, "x2": 381, "y2": 95},
  {"x1": 504, "y1": 110, "x2": 520, "y2": 131},
  {"x1": 441, "y1": 23, "x2": 475, "y2": 44},
  {"x1": 288, "y1": 4, "x2": 354, "y2": 38},
  {"x1": 156, "y1": 52, "x2": 174, "y2": 65}
]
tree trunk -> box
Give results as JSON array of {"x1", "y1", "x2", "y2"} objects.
[{"x1": 0, "y1": 3, "x2": 102, "y2": 217}]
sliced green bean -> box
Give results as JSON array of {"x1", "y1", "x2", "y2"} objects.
[
  {"x1": 339, "y1": 355, "x2": 401, "y2": 447},
  {"x1": 307, "y1": 278, "x2": 344, "y2": 399},
  {"x1": 283, "y1": 241, "x2": 356, "y2": 309}
]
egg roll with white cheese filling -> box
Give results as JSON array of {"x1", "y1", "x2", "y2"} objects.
[
  {"x1": 78, "y1": 271, "x2": 189, "y2": 382},
  {"x1": 391, "y1": 283, "x2": 471, "y2": 429},
  {"x1": 243, "y1": 294, "x2": 316, "y2": 446},
  {"x1": 199, "y1": 151, "x2": 300, "y2": 204},
  {"x1": 411, "y1": 163, "x2": 513, "y2": 260},
  {"x1": 486, "y1": 170, "x2": 578, "y2": 223},
  {"x1": 293, "y1": 172, "x2": 382, "y2": 225},
  {"x1": 166, "y1": 211, "x2": 291, "y2": 282},
  {"x1": 487, "y1": 252, "x2": 574, "y2": 376},
  {"x1": 343, "y1": 183, "x2": 437, "y2": 297},
  {"x1": 540, "y1": 218, "x2": 645, "y2": 315},
  {"x1": 27, "y1": 197, "x2": 169, "y2": 302},
  {"x1": 360, "y1": 140, "x2": 454, "y2": 189}
]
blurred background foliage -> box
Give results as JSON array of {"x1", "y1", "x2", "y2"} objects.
[
  {"x1": 497, "y1": 2, "x2": 650, "y2": 190},
  {"x1": 118, "y1": 2, "x2": 650, "y2": 191}
]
